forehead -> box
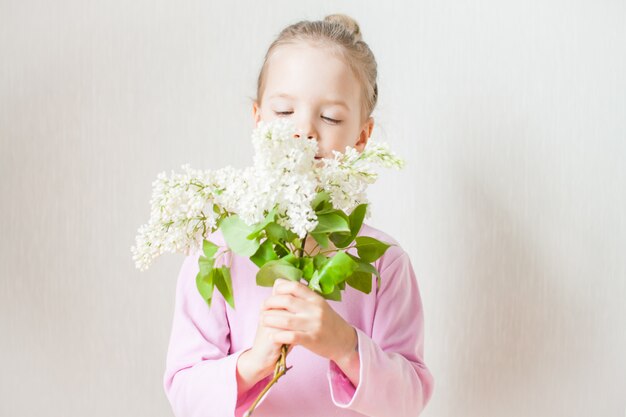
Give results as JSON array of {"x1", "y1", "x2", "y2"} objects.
[{"x1": 263, "y1": 42, "x2": 361, "y2": 107}]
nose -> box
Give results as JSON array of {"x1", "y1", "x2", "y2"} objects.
[
  {"x1": 293, "y1": 131, "x2": 316, "y2": 140},
  {"x1": 293, "y1": 133, "x2": 315, "y2": 139},
  {"x1": 292, "y1": 119, "x2": 318, "y2": 140}
]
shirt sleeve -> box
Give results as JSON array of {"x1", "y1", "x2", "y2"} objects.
[
  {"x1": 326, "y1": 251, "x2": 435, "y2": 417},
  {"x1": 162, "y1": 249, "x2": 273, "y2": 417}
]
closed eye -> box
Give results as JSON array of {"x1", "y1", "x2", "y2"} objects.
[
  {"x1": 322, "y1": 116, "x2": 341, "y2": 124},
  {"x1": 274, "y1": 111, "x2": 341, "y2": 124}
]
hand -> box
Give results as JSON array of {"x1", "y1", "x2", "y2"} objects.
[
  {"x1": 243, "y1": 297, "x2": 296, "y2": 378},
  {"x1": 261, "y1": 278, "x2": 358, "y2": 363}
]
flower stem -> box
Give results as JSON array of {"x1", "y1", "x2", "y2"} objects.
[
  {"x1": 244, "y1": 344, "x2": 292, "y2": 417},
  {"x1": 275, "y1": 240, "x2": 291, "y2": 255},
  {"x1": 318, "y1": 244, "x2": 356, "y2": 256},
  {"x1": 299, "y1": 233, "x2": 308, "y2": 258}
]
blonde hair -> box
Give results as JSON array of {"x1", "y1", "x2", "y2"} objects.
[{"x1": 254, "y1": 14, "x2": 378, "y2": 123}]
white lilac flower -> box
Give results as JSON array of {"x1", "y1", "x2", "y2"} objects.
[
  {"x1": 247, "y1": 119, "x2": 320, "y2": 236},
  {"x1": 251, "y1": 119, "x2": 318, "y2": 174},
  {"x1": 132, "y1": 118, "x2": 403, "y2": 270},
  {"x1": 314, "y1": 140, "x2": 404, "y2": 215},
  {"x1": 131, "y1": 164, "x2": 225, "y2": 271}
]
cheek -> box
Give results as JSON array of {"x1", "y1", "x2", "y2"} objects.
[
  {"x1": 258, "y1": 107, "x2": 277, "y2": 122},
  {"x1": 321, "y1": 126, "x2": 358, "y2": 151}
]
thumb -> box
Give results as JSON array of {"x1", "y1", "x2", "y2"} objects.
[{"x1": 273, "y1": 278, "x2": 287, "y2": 294}]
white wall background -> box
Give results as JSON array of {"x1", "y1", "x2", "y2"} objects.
[{"x1": 1, "y1": 1, "x2": 624, "y2": 416}]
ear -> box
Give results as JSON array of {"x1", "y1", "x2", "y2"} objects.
[
  {"x1": 252, "y1": 101, "x2": 261, "y2": 126},
  {"x1": 354, "y1": 116, "x2": 375, "y2": 152}
]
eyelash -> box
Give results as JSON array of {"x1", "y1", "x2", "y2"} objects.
[{"x1": 274, "y1": 111, "x2": 341, "y2": 124}]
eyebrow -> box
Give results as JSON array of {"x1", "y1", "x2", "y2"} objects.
[{"x1": 268, "y1": 93, "x2": 350, "y2": 110}]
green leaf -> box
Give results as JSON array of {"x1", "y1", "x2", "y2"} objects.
[
  {"x1": 313, "y1": 212, "x2": 350, "y2": 234},
  {"x1": 274, "y1": 242, "x2": 289, "y2": 257},
  {"x1": 197, "y1": 246, "x2": 218, "y2": 308},
  {"x1": 355, "y1": 236, "x2": 392, "y2": 262},
  {"x1": 265, "y1": 222, "x2": 298, "y2": 243},
  {"x1": 346, "y1": 270, "x2": 372, "y2": 294},
  {"x1": 280, "y1": 253, "x2": 300, "y2": 267},
  {"x1": 310, "y1": 232, "x2": 330, "y2": 249},
  {"x1": 246, "y1": 207, "x2": 277, "y2": 240},
  {"x1": 328, "y1": 231, "x2": 350, "y2": 248},
  {"x1": 313, "y1": 254, "x2": 329, "y2": 270},
  {"x1": 310, "y1": 251, "x2": 358, "y2": 294},
  {"x1": 256, "y1": 259, "x2": 303, "y2": 287},
  {"x1": 312, "y1": 191, "x2": 331, "y2": 211},
  {"x1": 321, "y1": 285, "x2": 342, "y2": 301},
  {"x1": 349, "y1": 204, "x2": 367, "y2": 235},
  {"x1": 220, "y1": 215, "x2": 261, "y2": 257},
  {"x1": 214, "y1": 267, "x2": 235, "y2": 309},
  {"x1": 347, "y1": 253, "x2": 382, "y2": 291},
  {"x1": 198, "y1": 254, "x2": 214, "y2": 274},
  {"x1": 348, "y1": 254, "x2": 381, "y2": 290},
  {"x1": 215, "y1": 216, "x2": 224, "y2": 228},
  {"x1": 195, "y1": 266, "x2": 215, "y2": 308},
  {"x1": 330, "y1": 204, "x2": 367, "y2": 248},
  {"x1": 311, "y1": 191, "x2": 339, "y2": 215},
  {"x1": 300, "y1": 257, "x2": 314, "y2": 280},
  {"x1": 202, "y1": 239, "x2": 219, "y2": 259},
  {"x1": 309, "y1": 270, "x2": 322, "y2": 293},
  {"x1": 347, "y1": 254, "x2": 381, "y2": 278},
  {"x1": 316, "y1": 204, "x2": 336, "y2": 215},
  {"x1": 250, "y1": 239, "x2": 278, "y2": 268}
]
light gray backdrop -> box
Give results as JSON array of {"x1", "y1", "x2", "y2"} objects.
[{"x1": 1, "y1": 1, "x2": 625, "y2": 416}]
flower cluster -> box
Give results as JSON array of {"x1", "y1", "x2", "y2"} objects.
[
  {"x1": 131, "y1": 119, "x2": 403, "y2": 271},
  {"x1": 315, "y1": 142, "x2": 404, "y2": 216},
  {"x1": 245, "y1": 120, "x2": 319, "y2": 237},
  {"x1": 130, "y1": 165, "x2": 225, "y2": 271}
]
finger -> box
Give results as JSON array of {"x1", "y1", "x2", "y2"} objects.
[
  {"x1": 273, "y1": 278, "x2": 319, "y2": 301},
  {"x1": 262, "y1": 311, "x2": 306, "y2": 331},
  {"x1": 263, "y1": 294, "x2": 305, "y2": 313},
  {"x1": 272, "y1": 330, "x2": 309, "y2": 346},
  {"x1": 272, "y1": 278, "x2": 297, "y2": 295}
]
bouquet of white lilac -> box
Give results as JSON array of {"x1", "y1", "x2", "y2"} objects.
[{"x1": 131, "y1": 119, "x2": 403, "y2": 415}]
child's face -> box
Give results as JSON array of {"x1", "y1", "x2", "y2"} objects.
[{"x1": 253, "y1": 42, "x2": 374, "y2": 159}]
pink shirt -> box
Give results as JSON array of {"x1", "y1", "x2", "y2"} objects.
[{"x1": 163, "y1": 223, "x2": 434, "y2": 417}]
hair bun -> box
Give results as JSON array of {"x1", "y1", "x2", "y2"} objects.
[{"x1": 324, "y1": 14, "x2": 362, "y2": 42}]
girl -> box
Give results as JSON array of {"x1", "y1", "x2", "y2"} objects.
[{"x1": 163, "y1": 14, "x2": 434, "y2": 417}]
